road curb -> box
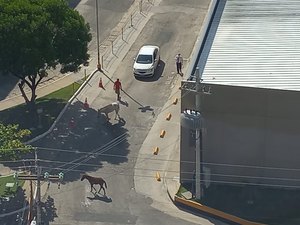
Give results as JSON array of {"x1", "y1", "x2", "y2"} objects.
[{"x1": 174, "y1": 196, "x2": 267, "y2": 225}]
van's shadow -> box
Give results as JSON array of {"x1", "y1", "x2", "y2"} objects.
[{"x1": 135, "y1": 60, "x2": 165, "y2": 82}]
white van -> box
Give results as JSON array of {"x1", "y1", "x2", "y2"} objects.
[{"x1": 133, "y1": 45, "x2": 160, "y2": 77}]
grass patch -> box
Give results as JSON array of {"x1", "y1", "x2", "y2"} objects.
[
  {"x1": 0, "y1": 175, "x2": 25, "y2": 197},
  {"x1": 0, "y1": 82, "x2": 81, "y2": 139},
  {"x1": 44, "y1": 82, "x2": 80, "y2": 101}
]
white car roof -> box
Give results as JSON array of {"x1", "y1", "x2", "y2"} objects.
[{"x1": 138, "y1": 45, "x2": 159, "y2": 55}]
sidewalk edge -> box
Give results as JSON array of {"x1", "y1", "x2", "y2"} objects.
[{"x1": 174, "y1": 196, "x2": 267, "y2": 225}]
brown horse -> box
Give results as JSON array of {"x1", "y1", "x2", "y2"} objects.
[{"x1": 81, "y1": 174, "x2": 107, "y2": 195}]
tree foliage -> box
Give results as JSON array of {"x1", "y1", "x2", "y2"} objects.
[
  {"x1": 0, "y1": 0, "x2": 92, "y2": 109},
  {"x1": 0, "y1": 123, "x2": 32, "y2": 160}
]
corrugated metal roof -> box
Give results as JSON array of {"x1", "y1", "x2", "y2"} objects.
[{"x1": 200, "y1": 0, "x2": 300, "y2": 91}]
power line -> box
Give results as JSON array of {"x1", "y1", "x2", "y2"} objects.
[
  {"x1": 63, "y1": 133, "x2": 128, "y2": 174},
  {"x1": 38, "y1": 159, "x2": 300, "y2": 183},
  {"x1": 34, "y1": 146, "x2": 300, "y2": 172},
  {"x1": 6, "y1": 160, "x2": 300, "y2": 185},
  {"x1": 0, "y1": 133, "x2": 128, "y2": 176},
  {"x1": 40, "y1": 132, "x2": 128, "y2": 175},
  {"x1": 0, "y1": 159, "x2": 35, "y2": 163},
  {"x1": 1, "y1": 172, "x2": 299, "y2": 219},
  {"x1": 3, "y1": 145, "x2": 300, "y2": 187},
  {"x1": 0, "y1": 204, "x2": 30, "y2": 218},
  {"x1": 38, "y1": 165, "x2": 300, "y2": 189}
]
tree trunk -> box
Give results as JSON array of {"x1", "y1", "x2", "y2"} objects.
[
  {"x1": 18, "y1": 78, "x2": 39, "y2": 127},
  {"x1": 13, "y1": 71, "x2": 45, "y2": 127},
  {"x1": 18, "y1": 80, "x2": 29, "y2": 104}
]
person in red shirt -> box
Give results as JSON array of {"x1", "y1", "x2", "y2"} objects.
[{"x1": 113, "y1": 78, "x2": 122, "y2": 100}]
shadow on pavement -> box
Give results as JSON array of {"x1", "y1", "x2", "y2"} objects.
[
  {"x1": 201, "y1": 184, "x2": 300, "y2": 225},
  {"x1": 181, "y1": 182, "x2": 300, "y2": 225},
  {"x1": 0, "y1": 74, "x2": 19, "y2": 101},
  {"x1": 30, "y1": 100, "x2": 130, "y2": 183},
  {"x1": 0, "y1": 187, "x2": 28, "y2": 225},
  {"x1": 0, "y1": 98, "x2": 66, "y2": 139},
  {"x1": 68, "y1": 0, "x2": 81, "y2": 8},
  {"x1": 41, "y1": 196, "x2": 57, "y2": 225}
]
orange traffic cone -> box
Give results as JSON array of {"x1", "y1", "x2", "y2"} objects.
[
  {"x1": 99, "y1": 78, "x2": 105, "y2": 90},
  {"x1": 83, "y1": 97, "x2": 89, "y2": 109}
]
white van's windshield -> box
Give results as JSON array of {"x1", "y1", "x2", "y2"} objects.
[{"x1": 136, "y1": 55, "x2": 153, "y2": 64}]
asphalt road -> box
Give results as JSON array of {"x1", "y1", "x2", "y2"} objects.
[
  {"x1": 27, "y1": 1, "x2": 229, "y2": 225},
  {"x1": 76, "y1": 0, "x2": 135, "y2": 55}
]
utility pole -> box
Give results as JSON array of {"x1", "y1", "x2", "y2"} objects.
[
  {"x1": 95, "y1": 0, "x2": 101, "y2": 71},
  {"x1": 195, "y1": 67, "x2": 201, "y2": 199},
  {"x1": 16, "y1": 149, "x2": 63, "y2": 225},
  {"x1": 180, "y1": 67, "x2": 212, "y2": 200},
  {"x1": 28, "y1": 180, "x2": 33, "y2": 224},
  {"x1": 35, "y1": 149, "x2": 41, "y2": 225}
]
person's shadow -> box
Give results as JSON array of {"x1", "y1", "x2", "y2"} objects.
[{"x1": 138, "y1": 105, "x2": 153, "y2": 112}]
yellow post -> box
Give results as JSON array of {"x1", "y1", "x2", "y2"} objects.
[
  {"x1": 160, "y1": 130, "x2": 166, "y2": 138},
  {"x1": 166, "y1": 113, "x2": 172, "y2": 121},
  {"x1": 155, "y1": 172, "x2": 161, "y2": 181},
  {"x1": 153, "y1": 147, "x2": 159, "y2": 155},
  {"x1": 173, "y1": 98, "x2": 178, "y2": 105}
]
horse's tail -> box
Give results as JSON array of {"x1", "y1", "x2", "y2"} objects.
[{"x1": 104, "y1": 180, "x2": 107, "y2": 189}]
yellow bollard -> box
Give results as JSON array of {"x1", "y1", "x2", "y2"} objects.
[
  {"x1": 160, "y1": 130, "x2": 166, "y2": 138},
  {"x1": 173, "y1": 98, "x2": 178, "y2": 105},
  {"x1": 153, "y1": 147, "x2": 159, "y2": 155},
  {"x1": 155, "y1": 172, "x2": 161, "y2": 181},
  {"x1": 166, "y1": 113, "x2": 172, "y2": 121}
]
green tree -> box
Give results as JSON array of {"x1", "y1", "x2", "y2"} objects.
[
  {"x1": 0, "y1": 123, "x2": 32, "y2": 160},
  {"x1": 0, "y1": 0, "x2": 92, "y2": 113}
]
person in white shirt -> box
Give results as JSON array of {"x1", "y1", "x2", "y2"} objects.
[{"x1": 175, "y1": 53, "x2": 183, "y2": 74}]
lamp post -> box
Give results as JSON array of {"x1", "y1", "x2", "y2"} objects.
[
  {"x1": 95, "y1": 0, "x2": 101, "y2": 71},
  {"x1": 180, "y1": 67, "x2": 212, "y2": 200},
  {"x1": 195, "y1": 68, "x2": 201, "y2": 199}
]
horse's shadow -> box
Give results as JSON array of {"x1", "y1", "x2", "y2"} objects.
[{"x1": 87, "y1": 193, "x2": 112, "y2": 203}]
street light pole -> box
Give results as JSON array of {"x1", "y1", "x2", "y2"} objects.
[
  {"x1": 95, "y1": 0, "x2": 101, "y2": 70},
  {"x1": 180, "y1": 68, "x2": 212, "y2": 200},
  {"x1": 195, "y1": 67, "x2": 201, "y2": 200},
  {"x1": 35, "y1": 149, "x2": 42, "y2": 225}
]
